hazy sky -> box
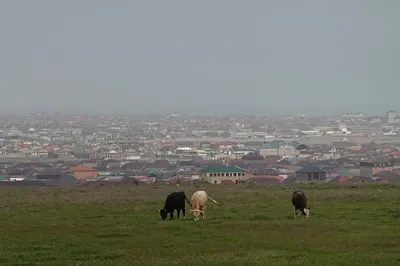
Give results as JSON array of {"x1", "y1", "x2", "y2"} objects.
[{"x1": 0, "y1": 1, "x2": 399, "y2": 116}]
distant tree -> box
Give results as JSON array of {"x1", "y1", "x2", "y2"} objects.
[
  {"x1": 250, "y1": 123, "x2": 264, "y2": 132},
  {"x1": 205, "y1": 131, "x2": 219, "y2": 137},
  {"x1": 242, "y1": 153, "x2": 264, "y2": 160},
  {"x1": 81, "y1": 127, "x2": 97, "y2": 136},
  {"x1": 220, "y1": 131, "x2": 231, "y2": 138},
  {"x1": 266, "y1": 126, "x2": 275, "y2": 133},
  {"x1": 47, "y1": 152, "x2": 59, "y2": 159}
]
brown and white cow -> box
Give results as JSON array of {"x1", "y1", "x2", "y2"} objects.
[
  {"x1": 292, "y1": 191, "x2": 311, "y2": 218},
  {"x1": 189, "y1": 190, "x2": 220, "y2": 220}
]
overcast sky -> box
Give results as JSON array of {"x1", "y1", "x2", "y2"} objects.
[{"x1": 0, "y1": 0, "x2": 398, "y2": 116}]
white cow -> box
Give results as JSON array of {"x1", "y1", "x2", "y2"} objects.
[{"x1": 189, "y1": 190, "x2": 220, "y2": 220}]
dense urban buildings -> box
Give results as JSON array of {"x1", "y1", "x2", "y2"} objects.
[{"x1": 0, "y1": 110, "x2": 400, "y2": 186}]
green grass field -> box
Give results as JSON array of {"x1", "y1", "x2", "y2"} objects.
[{"x1": 1, "y1": 183, "x2": 400, "y2": 266}]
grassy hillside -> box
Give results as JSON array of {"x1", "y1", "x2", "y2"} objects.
[{"x1": 0, "y1": 183, "x2": 399, "y2": 265}]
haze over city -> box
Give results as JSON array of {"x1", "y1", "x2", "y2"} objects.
[
  {"x1": 0, "y1": 0, "x2": 399, "y2": 116},
  {"x1": 2, "y1": 2, "x2": 400, "y2": 264}
]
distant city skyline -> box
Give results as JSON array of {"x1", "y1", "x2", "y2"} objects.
[
  {"x1": 0, "y1": 109, "x2": 397, "y2": 118},
  {"x1": 1, "y1": 1, "x2": 399, "y2": 116}
]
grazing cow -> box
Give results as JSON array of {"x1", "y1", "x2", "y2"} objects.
[
  {"x1": 292, "y1": 191, "x2": 311, "y2": 218},
  {"x1": 159, "y1": 191, "x2": 192, "y2": 220},
  {"x1": 189, "y1": 190, "x2": 220, "y2": 220}
]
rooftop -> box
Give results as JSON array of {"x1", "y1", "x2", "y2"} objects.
[
  {"x1": 296, "y1": 165, "x2": 326, "y2": 173},
  {"x1": 70, "y1": 165, "x2": 97, "y2": 171},
  {"x1": 199, "y1": 166, "x2": 246, "y2": 173}
]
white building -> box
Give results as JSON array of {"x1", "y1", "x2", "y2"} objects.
[{"x1": 387, "y1": 110, "x2": 396, "y2": 124}]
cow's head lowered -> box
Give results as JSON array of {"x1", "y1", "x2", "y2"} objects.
[
  {"x1": 159, "y1": 209, "x2": 168, "y2": 220},
  {"x1": 303, "y1": 207, "x2": 311, "y2": 217},
  {"x1": 189, "y1": 209, "x2": 203, "y2": 221}
]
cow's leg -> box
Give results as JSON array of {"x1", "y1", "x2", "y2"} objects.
[
  {"x1": 201, "y1": 206, "x2": 206, "y2": 219},
  {"x1": 177, "y1": 209, "x2": 180, "y2": 219},
  {"x1": 170, "y1": 210, "x2": 174, "y2": 220},
  {"x1": 182, "y1": 208, "x2": 186, "y2": 219},
  {"x1": 294, "y1": 207, "x2": 298, "y2": 218}
]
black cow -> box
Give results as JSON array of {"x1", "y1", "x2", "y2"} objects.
[
  {"x1": 292, "y1": 191, "x2": 311, "y2": 218},
  {"x1": 159, "y1": 191, "x2": 192, "y2": 220}
]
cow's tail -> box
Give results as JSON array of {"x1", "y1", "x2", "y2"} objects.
[
  {"x1": 207, "y1": 194, "x2": 220, "y2": 205},
  {"x1": 184, "y1": 193, "x2": 192, "y2": 207}
]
